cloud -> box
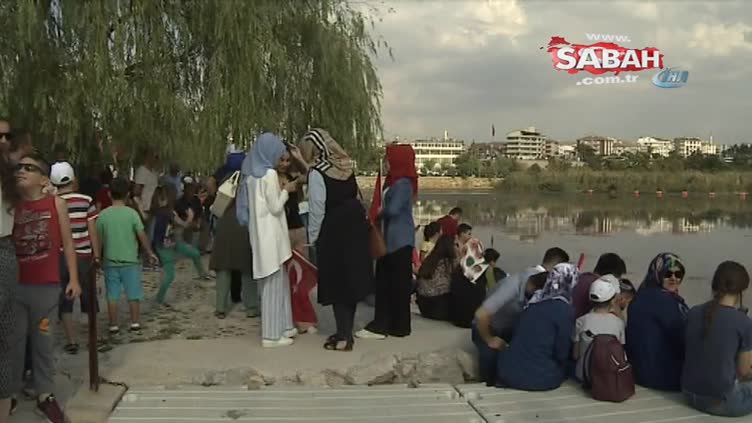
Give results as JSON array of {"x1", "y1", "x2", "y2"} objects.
[
  {"x1": 367, "y1": 1, "x2": 752, "y2": 144},
  {"x1": 689, "y1": 22, "x2": 752, "y2": 56}
]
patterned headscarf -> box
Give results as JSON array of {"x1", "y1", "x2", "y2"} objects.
[
  {"x1": 640, "y1": 252, "x2": 686, "y2": 291},
  {"x1": 299, "y1": 128, "x2": 353, "y2": 181},
  {"x1": 527, "y1": 263, "x2": 580, "y2": 306}
]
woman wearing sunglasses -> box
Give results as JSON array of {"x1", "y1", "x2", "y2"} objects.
[{"x1": 626, "y1": 253, "x2": 689, "y2": 391}]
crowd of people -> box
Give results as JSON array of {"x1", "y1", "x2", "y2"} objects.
[{"x1": 1, "y1": 120, "x2": 752, "y2": 421}]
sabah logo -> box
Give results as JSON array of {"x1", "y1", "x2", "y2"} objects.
[
  {"x1": 652, "y1": 67, "x2": 689, "y2": 88},
  {"x1": 545, "y1": 36, "x2": 664, "y2": 75}
]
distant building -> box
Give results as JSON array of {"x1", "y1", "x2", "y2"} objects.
[
  {"x1": 557, "y1": 143, "x2": 577, "y2": 159},
  {"x1": 576, "y1": 135, "x2": 616, "y2": 156},
  {"x1": 637, "y1": 136, "x2": 674, "y2": 157},
  {"x1": 674, "y1": 137, "x2": 718, "y2": 157},
  {"x1": 407, "y1": 137, "x2": 466, "y2": 170},
  {"x1": 612, "y1": 140, "x2": 638, "y2": 156},
  {"x1": 545, "y1": 140, "x2": 560, "y2": 158},
  {"x1": 468, "y1": 142, "x2": 505, "y2": 160},
  {"x1": 503, "y1": 126, "x2": 548, "y2": 160}
]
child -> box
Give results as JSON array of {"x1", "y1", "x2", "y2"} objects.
[
  {"x1": 572, "y1": 275, "x2": 625, "y2": 382},
  {"x1": 151, "y1": 185, "x2": 209, "y2": 306},
  {"x1": 11, "y1": 154, "x2": 80, "y2": 422},
  {"x1": 483, "y1": 248, "x2": 506, "y2": 292},
  {"x1": 50, "y1": 161, "x2": 100, "y2": 355},
  {"x1": 456, "y1": 223, "x2": 472, "y2": 256},
  {"x1": 419, "y1": 221, "x2": 441, "y2": 262},
  {"x1": 613, "y1": 278, "x2": 636, "y2": 319},
  {"x1": 97, "y1": 177, "x2": 158, "y2": 334}
]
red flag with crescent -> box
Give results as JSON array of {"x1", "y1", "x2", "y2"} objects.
[{"x1": 288, "y1": 249, "x2": 318, "y2": 325}]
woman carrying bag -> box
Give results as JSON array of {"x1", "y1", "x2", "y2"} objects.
[{"x1": 297, "y1": 128, "x2": 372, "y2": 351}]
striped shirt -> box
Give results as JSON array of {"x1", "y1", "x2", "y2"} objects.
[{"x1": 60, "y1": 193, "x2": 98, "y2": 257}]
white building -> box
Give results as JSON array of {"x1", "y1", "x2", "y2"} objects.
[
  {"x1": 577, "y1": 135, "x2": 617, "y2": 156},
  {"x1": 407, "y1": 138, "x2": 466, "y2": 170},
  {"x1": 637, "y1": 136, "x2": 674, "y2": 157},
  {"x1": 504, "y1": 126, "x2": 548, "y2": 160},
  {"x1": 674, "y1": 137, "x2": 718, "y2": 157}
]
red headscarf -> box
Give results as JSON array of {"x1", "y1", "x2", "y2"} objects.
[{"x1": 384, "y1": 144, "x2": 419, "y2": 197}]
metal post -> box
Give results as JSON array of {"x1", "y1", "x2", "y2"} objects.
[{"x1": 87, "y1": 265, "x2": 100, "y2": 392}]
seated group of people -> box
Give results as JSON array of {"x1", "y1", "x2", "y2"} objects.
[
  {"x1": 461, "y1": 247, "x2": 752, "y2": 418},
  {"x1": 413, "y1": 212, "x2": 506, "y2": 329}
]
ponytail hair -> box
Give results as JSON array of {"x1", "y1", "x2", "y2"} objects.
[{"x1": 703, "y1": 261, "x2": 750, "y2": 339}]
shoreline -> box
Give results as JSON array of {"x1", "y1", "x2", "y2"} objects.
[{"x1": 356, "y1": 176, "x2": 497, "y2": 190}]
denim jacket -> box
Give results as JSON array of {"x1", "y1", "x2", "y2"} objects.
[{"x1": 380, "y1": 178, "x2": 415, "y2": 254}]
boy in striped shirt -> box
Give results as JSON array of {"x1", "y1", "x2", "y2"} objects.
[{"x1": 50, "y1": 162, "x2": 101, "y2": 355}]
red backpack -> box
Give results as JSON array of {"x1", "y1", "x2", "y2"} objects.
[{"x1": 582, "y1": 334, "x2": 635, "y2": 402}]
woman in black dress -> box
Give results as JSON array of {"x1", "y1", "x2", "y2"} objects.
[{"x1": 296, "y1": 128, "x2": 372, "y2": 351}]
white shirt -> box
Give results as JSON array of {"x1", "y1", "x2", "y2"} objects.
[
  {"x1": 0, "y1": 187, "x2": 13, "y2": 237},
  {"x1": 134, "y1": 165, "x2": 159, "y2": 212},
  {"x1": 247, "y1": 169, "x2": 292, "y2": 279}
]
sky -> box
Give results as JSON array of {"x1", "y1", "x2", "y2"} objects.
[{"x1": 364, "y1": 0, "x2": 752, "y2": 144}]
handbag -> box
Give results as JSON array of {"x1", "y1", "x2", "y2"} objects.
[
  {"x1": 210, "y1": 171, "x2": 240, "y2": 218},
  {"x1": 358, "y1": 188, "x2": 387, "y2": 259},
  {"x1": 368, "y1": 221, "x2": 387, "y2": 259}
]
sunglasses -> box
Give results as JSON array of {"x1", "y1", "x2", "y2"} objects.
[
  {"x1": 0, "y1": 132, "x2": 12, "y2": 140},
  {"x1": 664, "y1": 270, "x2": 685, "y2": 280},
  {"x1": 15, "y1": 163, "x2": 44, "y2": 174}
]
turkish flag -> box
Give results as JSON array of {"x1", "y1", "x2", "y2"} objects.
[
  {"x1": 288, "y1": 249, "x2": 318, "y2": 325},
  {"x1": 368, "y1": 170, "x2": 382, "y2": 224}
]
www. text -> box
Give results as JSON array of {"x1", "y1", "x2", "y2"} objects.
[{"x1": 585, "y1": 33, "x2": 632, "y2": 43}]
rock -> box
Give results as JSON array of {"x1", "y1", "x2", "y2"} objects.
[
  {"x1": 297, "y1": 370, "x2": 328, "y2": 386},
  {"x1": 324, "y1": 370, "x2": 348, "y2": 387},
  {"x1": 455, "y1": 350, "x2": 479, "y2": 381},
  {"x1": 413, "y1": 352, "x2": 464, "y2": 385},
  {"x1": 224, "y1": 368, "x2": 254, "y2": 386},
  {"x1": 345, "y1": 354, "x2": 397, "y2": 385},
  {"x1": 246, "y1": 375, "x2": 265, "y2": 390},
  {"x1": 394, "y1": 358, "x2": 418, "y2": 382}
]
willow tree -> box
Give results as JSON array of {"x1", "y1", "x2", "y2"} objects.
[{"x1": 0, "y1": 0, "x2": 387, "y2": 170}]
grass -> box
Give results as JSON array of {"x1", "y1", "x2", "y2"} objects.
[{"x1": 496, "y1": 170, "x2": 752, "y2": 193}]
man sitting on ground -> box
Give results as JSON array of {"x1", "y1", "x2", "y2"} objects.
[{"x1": 472, "y1": 247, "x2": 570, "y2": 385}]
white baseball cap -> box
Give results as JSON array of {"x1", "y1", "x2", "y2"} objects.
[
  {"x1": 50, "y1": 161, "x2": 76, "y2": 186},
  {"x1": 589, "y1": 275, "x2": 621, "y2": 303}
]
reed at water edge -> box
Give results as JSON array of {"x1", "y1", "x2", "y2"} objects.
[{"x1": 496, "y1": 170, "x2": 752, "y2": 194}]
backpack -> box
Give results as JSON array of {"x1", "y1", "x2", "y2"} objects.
[{"x1": 582, "y1": 334, "x2": 635, "y2": 402}]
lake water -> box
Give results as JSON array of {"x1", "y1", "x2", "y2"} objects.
[{"x1": 417, "y1": 192, "x2": 752, "y2": 307}]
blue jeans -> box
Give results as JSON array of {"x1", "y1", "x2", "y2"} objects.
[
  {"x1": 685, "y1": 382, "x2": 752, "y2": 417},
  {"x1": 471, "y1": 323, "x2": 499, "y2": 386}
]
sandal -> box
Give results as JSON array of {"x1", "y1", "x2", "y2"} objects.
[
  {"x1": 323, "y1": 335, "x2": 353, "y2": 352},
  {"x1": 63, "y1": 343, "x2": 79, "y2": 355}
]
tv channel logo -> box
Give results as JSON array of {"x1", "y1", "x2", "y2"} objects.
[{"x1": 652, "y1": 68, "x2": 689, "y2": 88}]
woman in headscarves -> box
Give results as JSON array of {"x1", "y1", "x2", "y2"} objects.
[
  {"x1": 242, "y1": 132, "x2": 298, "y2": 347},
  {"x1": 297, "y1": 128, "x2": 372, "y2": 351},
  {"x1": 495, "y1": 263, "x2": 578, "y2": 391},
  {"x1": 626, "y1": 252, "x2": 688, "y2": 391},
  {"x1": 356, "y1": 143, "x2": 418, "y2": 340}
]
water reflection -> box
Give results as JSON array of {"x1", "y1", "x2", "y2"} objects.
[{"x1": 415, "y1": 194, "x2": 752, "y2": 238}]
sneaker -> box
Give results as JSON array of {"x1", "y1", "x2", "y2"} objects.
[
  {"x1": 129, "y1": 323, "x2": 142, "y2": 332},
  {"x1": 262, "y1": 337, "x2": 294, "y2": 348},
  {"x1": 354, "y1": 329, "x2": 386, "y2": 340},
  {"x1": 9, "y1": 397, "x2": 17, "y2": 415},
  {"x1": 283, "y1": 328, "x2": 298, "y2": 338},
  {"x1": 36, "y1": 395, "x2": 66, "y2": 423},
  {"x1": 108, "y1": 325, "x2": 120, "y2": 335}
]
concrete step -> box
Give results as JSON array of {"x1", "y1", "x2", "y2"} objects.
[{"x1": 109, "y1": 384, "x2": 483, "y2": 423}]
